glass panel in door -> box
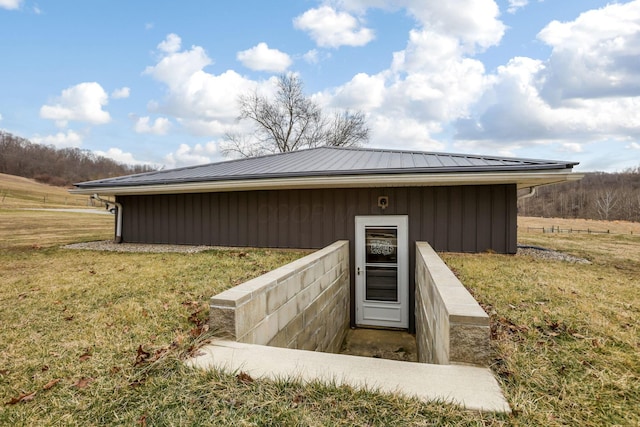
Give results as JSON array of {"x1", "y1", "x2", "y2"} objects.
[{"x1": 365, "y1": 227, "x2": 398, "y2": 302}]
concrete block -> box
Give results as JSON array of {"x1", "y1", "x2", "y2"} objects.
[
  {"x1": 267, "y1": 332, "x2": 288, "y2": 348},
  {"x1": 284, "y1": 276, "x2": 302, "y2": 300},
  {"x1": 450, "y1": 324, "x2": 491, "y2": 366},
  {"x1": 284, "y1": 313, "x2": 304, "y2": 342},
  {"x1": 210, "y1": 289, "x2": 251, "y2": 307},
  {"x1": 277, "y1": 298, "x2": 298, "y2": 330},
  {"x1": 236, "y1": 293, "x2": 266, "y2": 338},
  {"x1": 296, "y1": 285, "x2": 312, "y2": 313},
  {"x1": 209, "y1": 306, "x2": 237, "y2": 339},
  {"x1": 266, "y1": 281, "x2": 288, "y2": 314}
]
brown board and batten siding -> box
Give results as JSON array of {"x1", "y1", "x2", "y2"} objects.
[{"x1": 117, "y1": 184, "x2": 516, "y2": 331}]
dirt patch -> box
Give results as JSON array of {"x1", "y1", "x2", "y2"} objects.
[{"x1": 340, "y1": 329, "x2": 417, "y2": 362}]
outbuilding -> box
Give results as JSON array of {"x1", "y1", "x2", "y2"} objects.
[{"x1": 72, "y1": 146, "x2": 581, "y2": 331}]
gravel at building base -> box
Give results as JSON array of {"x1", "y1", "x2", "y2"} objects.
[
  {"x1": 517, "y1": 245, "x2": 591, "y2": 264},
  {"x1": 64, "y1": 241, "x2": 219, "y2": 254},
  {"x1": 66, "y1": 240, "x2": 591, "y2": 264}
]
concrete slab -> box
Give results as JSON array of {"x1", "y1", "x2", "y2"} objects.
[{"x1": 187, "y1": 340, "x2": 511, "y2": 413}]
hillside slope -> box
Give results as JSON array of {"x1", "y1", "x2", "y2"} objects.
[{"x1": 0, "y1": 173, "x2": 96, "y2": 209}]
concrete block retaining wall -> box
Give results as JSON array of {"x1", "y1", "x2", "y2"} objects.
[
  {"x1": 209, "y1": 240, "x2": 350, "y2": 353},
  {"x1": 415, "y1": 242, "x2": 490, "y2": 366}
]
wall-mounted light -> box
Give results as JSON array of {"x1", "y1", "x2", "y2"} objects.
[{"x1": 377, "y1": 196, "x2": 389, "y2": 210}]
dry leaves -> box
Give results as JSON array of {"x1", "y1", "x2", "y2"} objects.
[
  {"x1": 42, "y1": 378, "x2": 61, "y2": 390},
  {"x1": 5, "y1": 391, "x2": 36, "y2": 405},
  {"x1": 236, "y1": 371, "x2": 254, "y2": 384},
  {"x1": 5, "y1": 378, "x2": 62, "y2": 405},
  {"x1": 73, "y1": 377, "x2": 94, "y2": 389}
]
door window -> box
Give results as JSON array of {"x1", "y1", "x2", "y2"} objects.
[{"x1": 365, "y1": 227, "x2": 398, "y2": 302}]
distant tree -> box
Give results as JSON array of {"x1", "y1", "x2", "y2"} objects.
[
  {"x1": 595, "y1": 189, "x2": 618, "y2": 220},
  {"x1": 0, "y1": 130, "x2": 155, "y2": 186},
  {"x1": 221, "y1": 74, "x2": 369, "y2": 158},
  {"x1": 517, "y1": 167, "x2": 640, "y2": 222}
]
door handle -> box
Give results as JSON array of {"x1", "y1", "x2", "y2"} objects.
[{"x1": 357, "y1": 267, "x2": 361, "y2": 275}]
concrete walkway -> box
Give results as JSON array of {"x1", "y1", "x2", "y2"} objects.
[{"x1": 187, "y1": 340, "x2": 511, "y2": 413}]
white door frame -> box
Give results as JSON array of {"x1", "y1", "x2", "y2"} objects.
[{"x1": 355, "y1": 215, "x2": 409, "y2": 329}]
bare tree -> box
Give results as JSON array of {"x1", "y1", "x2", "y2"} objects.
[
  {"x1": 221, "y1": 74, "x2": 369, "y2": 158},
  {"x1": 595, "y1": 189, "x2": 619, "y2": 220},
  {"x1": 323, "y1": 110, "x2": 369, "y2": 148}
]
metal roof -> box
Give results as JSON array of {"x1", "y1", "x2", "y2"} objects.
[{"x1": 74, "y1": 146, "x2": 578, "y2": 189}]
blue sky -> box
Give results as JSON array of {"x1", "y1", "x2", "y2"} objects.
[{"x1": 1, "y1": 0, "x2": 639, "y2": 172}]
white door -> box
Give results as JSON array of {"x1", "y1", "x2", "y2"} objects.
[{"x1": 355, "y1": 216, "x2": 409, "y2": 329}]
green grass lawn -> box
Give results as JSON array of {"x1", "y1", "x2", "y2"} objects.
[{"x1": 1, "y1": 210, "x2": 638, "y2": 425}]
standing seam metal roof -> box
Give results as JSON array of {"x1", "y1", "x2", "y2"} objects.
[{"x1": 74, "y1": 146, "x2": 578, "y2": 188}]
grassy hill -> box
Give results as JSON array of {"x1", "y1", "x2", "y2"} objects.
[{"x1": 0, "y1": 173, "x2": 94, "y2": 209}]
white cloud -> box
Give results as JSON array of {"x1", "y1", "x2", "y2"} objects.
[
  {"x1": 32, "y1": 130, "x2": 83, "y2": 148},
  {"x1": 328, "y1": 73, "x2": 386, "y2": 110},
  {"x1": 111, "y1": 87, "x2": 130, "y2": 99},
  {"x1": 560, "y1": 142, "x2": 583, "y2": 153},
  {"x1": 144, "y1": 35, "x2": 261, "y2": 137},
  {"x1": 297, "y1": 0, "x2": 505, "y2": 155},
  {"x1": 0, "y1": 113, "x2": 3, "y2": 121},
  {"x1": 157, "y1": 33, "x2": 181, "y2": 54},
  {"x1": 627, "y1": 142, "x2": 640, "y2": 150},
  {"x1": 133, "y1": 116, "x2": 171, "y2": 135},
  {"x1": 454, "y1": 54, "x2": 640, "y2": 150},
  {"x1": 236, "y1": 42, "x2": 292, "y2": 72},
  {"x1": 145, "y1": 22, "x2": 154, "y2": 30},
  {"x1": 334, "y1": 0, "x2": 504, "y2": 52},
  {"x1": 40, "y1": 82, "x2": 111, "y2": 127},
  {"x1": 164, "y1": 142, "x2": 218, "y2": 168},
  {"x1": 537, "y1": 1, "x2": 640, "y2": 104},
  {"x1": 94, "y1": 148, "x2": 154, "y2": 166},
  {"x1": 452, "y1": 1, "x2": 640, "y2": 156},
  {"x1": 302, "y1": 49, "x2": 319, "y2": 64},
  {"x1": 368, "y1": 115, "x2": 445, "y2": 151},
  {"x1": 0, "y1": 0, "x2": 22, "y2": 10},
  {"x1": 507, "y1": 0, "x2": 528, "y2": 14},
  {"x1": 294, "y1": 6, "x2": 374, "y2": 48}
]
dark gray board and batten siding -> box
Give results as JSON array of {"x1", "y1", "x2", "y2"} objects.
[{"x1": 117, "y1": 184, "x2": 517, "y2": 331}]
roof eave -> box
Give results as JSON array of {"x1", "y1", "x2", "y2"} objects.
[{"x1": 69, "y1": 170, "x2": 583, "y2": 197}]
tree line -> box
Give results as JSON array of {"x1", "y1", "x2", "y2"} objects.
[
  {"x1": 0, "y1": 131, "x2": 154, "y2": 187},
  {"x1": 518, "y1": 168, "x2": 640, "y2": 222}
]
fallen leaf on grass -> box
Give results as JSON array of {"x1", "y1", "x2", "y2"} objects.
[
  {"x1": 135, "y1": 345, "x2": 151, "y2": 366},
  {"x1": 189, "y1": 324, "x2": 209, "y2": 338},
  {"x1": 181, "y1": 300, "x2": 200, "y2": 310},
  {"x1": 236, "y1": 371, "x2": 254, "y2": 384},
  {"x1": 292, "y1": 393, "x2": 305, "y2": 407},
  {"x1": 64, "y1": 315, "x2": 74, "y2": 321},
  {"x1": 5, "y1": 391, "x2": 36, "y2": 405},
  {"x1": 137, "y1": 414, "x2": 147, "y2": 426},
  {"x1": 129, "y1": 379, "x2": 146, "y2": 388},
  {"x1": 188, "y1": 308, "x2": 205, "y2": 325},
  {"x1": 73, "y1": 377, "x2": 94, "y2": 389},
  {"x1": 42, "y1": 378, "x2": 61, "y2": 390},
  {"x1": 0, "y1": 369, "x2": 9, "y2": 376}
]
